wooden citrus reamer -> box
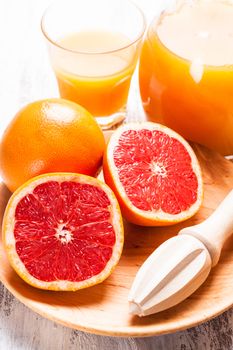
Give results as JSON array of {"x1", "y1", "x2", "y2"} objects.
[{"x1": 129, "y1": 189, "x2": 233, "y2": 316}]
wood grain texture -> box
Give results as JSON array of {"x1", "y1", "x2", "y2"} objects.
[{"x1": 0, "y1": 0, "x2": 233, "y2": 349}]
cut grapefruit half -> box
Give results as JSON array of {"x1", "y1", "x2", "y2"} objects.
[
  {"x1": 2, "y1": 173, "x2": 124, "y2": 291},
  {"x1": 103, "y1": 122, "x2": 203, "y2": 226}
]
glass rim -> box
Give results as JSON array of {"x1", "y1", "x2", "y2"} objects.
[{"x1": 41, "y1": 0, "x2": 147, "y2": 55}]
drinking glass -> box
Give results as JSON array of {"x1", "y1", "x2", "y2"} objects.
[{"x1": 41, "y1": 0, "x2": 146, "y2": 129}]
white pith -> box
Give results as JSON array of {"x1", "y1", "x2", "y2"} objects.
[
  {"x1": 150, "y1": 161, "x2": 167, "y2": 178},
  {"x1": 3, "y1": 173, "x2": 124, "y2": 291},
  {"x1": 106, "y1": 122, "x2": 203, "y2": 222},
  {"x1": 55, "y1": 224, "x2": 73, "y2": 244}
]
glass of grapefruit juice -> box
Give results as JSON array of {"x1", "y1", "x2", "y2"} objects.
[
  {"x1": 41, "y1": 0, "x2": 146, "y2": 129},
  {"x1": 139, "y1": 0, "x2": 233, "y2": 155}
]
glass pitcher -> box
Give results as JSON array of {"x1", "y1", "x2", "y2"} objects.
[{"x1": 139, "y1": 0, "x2": 233, "y2": 155}]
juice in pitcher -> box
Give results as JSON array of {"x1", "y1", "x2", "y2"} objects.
[{"x1": 139, "y1": 0, "x2": 233, "y2": 155}]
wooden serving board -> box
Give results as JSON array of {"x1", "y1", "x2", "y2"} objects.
[{"x1": 0, "y1": 144, "x2": 233, "y2": 337}]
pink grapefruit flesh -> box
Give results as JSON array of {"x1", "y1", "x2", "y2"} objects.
[
  {"x1": 3, "y1": 173, "x2": 124, "y2": 290},
  {"x1": 103, "y1": 122, "x2": 203, "y2": 226}
]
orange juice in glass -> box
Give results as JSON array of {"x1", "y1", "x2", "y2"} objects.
[
  {"x1": 42, "y1": 0, "x2": 146, "y2": 129},
  {"x1": 139, "y1": 0, "x2": 233, "y2": 155}
]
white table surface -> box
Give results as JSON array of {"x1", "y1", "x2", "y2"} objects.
[{"x1": 0, "y1": 0, "x2": 233, "y2": 349}]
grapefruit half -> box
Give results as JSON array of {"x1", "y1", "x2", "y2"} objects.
[
  {"x1": 103, "y1": 122, "x2": 203, "y2": 226},
  {"x1": 2, "y1": 173, "x2": 124, "y2": 291}
]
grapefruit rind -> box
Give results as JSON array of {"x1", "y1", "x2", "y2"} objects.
[
  {"x1": 0, "y1": 98, "x2": 106, "y2": 192},
  {"x1": 2, "y1": 173, "x2": 124, "y2": 291},
  {"x1": 103, "y1": 122, "x2": 203, "y2": 226}
]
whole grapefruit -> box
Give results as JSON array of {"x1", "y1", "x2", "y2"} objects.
[{"x1": 0, "y1": 99, "x2": 105, "y2": 192}]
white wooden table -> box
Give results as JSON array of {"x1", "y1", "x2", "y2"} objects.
[{"x1": 0, "y1": 0, "x2": 233, "y2": 348}]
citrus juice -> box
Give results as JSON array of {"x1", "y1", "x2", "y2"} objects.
[
  {"x1": 52, "y1": 31, "x2": 137, "y2": 117},
  {"x1": 139, "y1": 0, "x2": 233, "y2": 155}
]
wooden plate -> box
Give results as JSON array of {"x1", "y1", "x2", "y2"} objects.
[{"x1": 0, "y1": 144, "x2": 233, "y2": 337}]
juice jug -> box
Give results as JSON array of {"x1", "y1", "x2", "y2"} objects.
[{"x1": 139, "y1": 0, "x2": 233, "y2": 155}]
